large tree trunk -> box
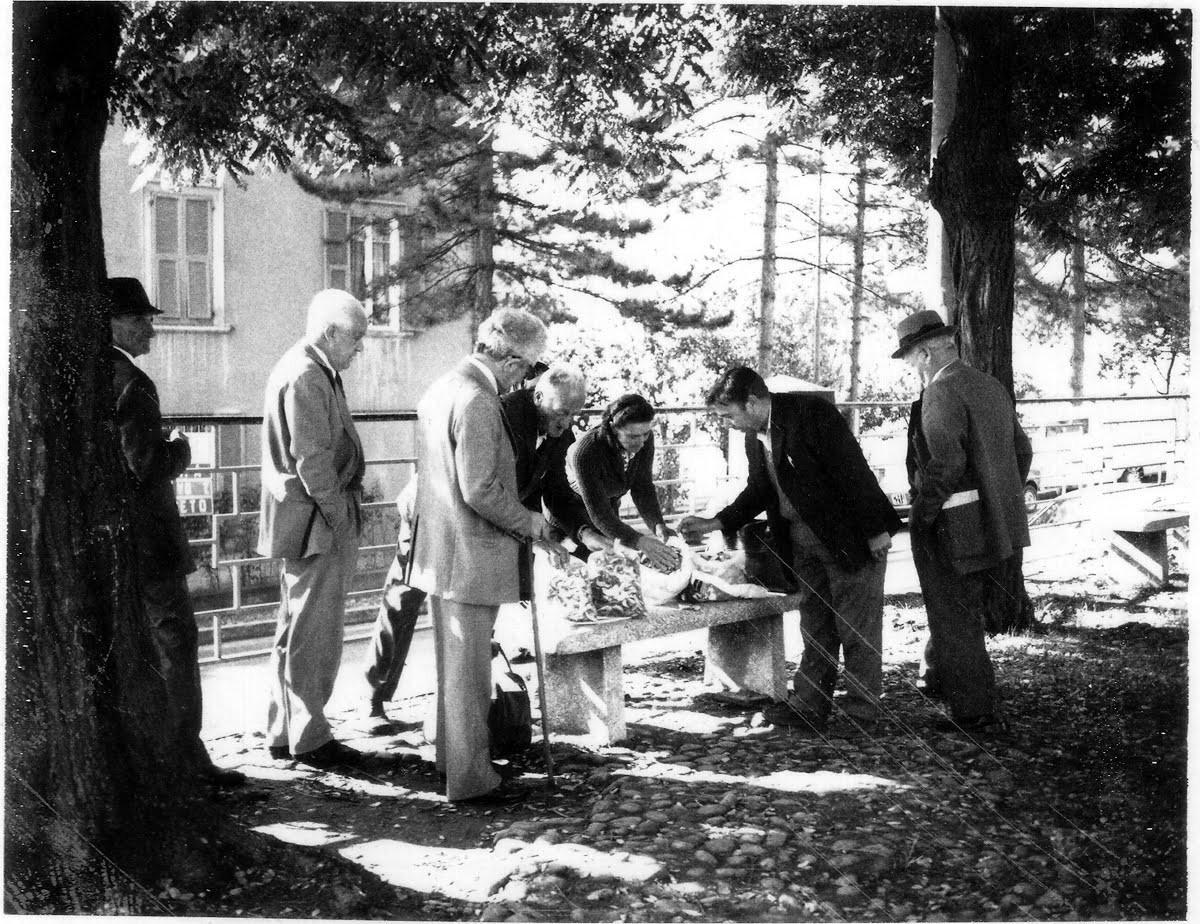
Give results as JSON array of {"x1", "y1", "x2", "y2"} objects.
[
  {"x1": 8, "y1": 4, "x2": 207, "y2": 908},
  {"x1": 927, "y1": 8, "x2": 1034, "y2": 635},
  {"x1": 928, "y1": 7, "x2": 1022, "y2": 395},
  {"x1": 757, "y1": 131, "x2": 779, "y2": 375}
]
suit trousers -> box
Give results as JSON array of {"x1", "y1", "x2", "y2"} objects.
[
  {"x1": 143, "y1": 571, "x2": 212, "y2": 774},
  {"x1": 429, "y1": 597, "x2": 501, "y2": 801},
  {"x1": 267, "y1": 513, "x2": 361, "y2": 755},
  {"x1": 911, "y1": 528, "x2": 998, "y2": 720},
  {"x1": 789, "y1": 532, "x2": 886, "y2": 723},
  {"x1": 364, "y1": 555, "x2": 427, "y2": 707}
]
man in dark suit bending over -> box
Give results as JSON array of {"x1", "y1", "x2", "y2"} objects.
[{"x1": 681, "y1": 366, "x2": 901, "y2": 734}]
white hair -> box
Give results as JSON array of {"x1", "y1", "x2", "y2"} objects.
[
  {"x1": 475, "y1": 308, "x2": 547, "y2": 362},
  {"x1": 536, "y1": 362, "x2": 587, "y2": 406},
  {"x1": 306, "y1": 289, "x2": 368, "y2": 339}
]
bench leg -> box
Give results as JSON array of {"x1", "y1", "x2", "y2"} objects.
[
  {"x1": 1110, "y1": 529, "x2": 1170, "y2": 586},
  {"x1": 705, "y1": 614, "x2": 786, "y2": 700},
  {"x1": 544, "y1": 647, "x2": 626, "y2": 744}
]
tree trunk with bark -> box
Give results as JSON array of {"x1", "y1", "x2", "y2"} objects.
[
  {"x1": 928, "y1": 8, "x2": 1022, "y2": 395},
  {"x1": 927, "y1": 7, "x2": 1034, "y2": 634},
  {"x1": 757, "y1": 132, "x2": 779, "y2": 375},
  {"x1": 8, "y1": 3, "x2": 211, "y2": 908}
]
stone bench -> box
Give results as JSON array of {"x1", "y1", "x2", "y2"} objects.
[
  {"x1": 537, "y1": 594, "x2": 802, "y2": 744},
  {"x1": 1101, "y1": 509, "x2": 1189, "y2": 587}
]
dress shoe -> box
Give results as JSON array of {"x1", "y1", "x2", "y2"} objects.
[
  {"x1": 295, "y1": 740, "x2": 364, "y2": 768},
  {"x1": 201, "y1": 766, "x2": 247, "y2": 787},
  {"x1": 267, "y1": 745, "x2": 291, "y2": 760},
  {"x1": 761, "y1": 701, "x2": 828, "y2": 733},
  {"x1": 492, "y1": 760, "x2": 523, "y2": 780},
  {"x1": 932, "y1": 713, "x2": 1009, "y2": 735}
]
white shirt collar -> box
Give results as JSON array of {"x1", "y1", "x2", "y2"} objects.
[
  {"x1": 113, "y1": 345, "x2": 135, "y2": 363},
  {"x1": 931, "y1": 359, "x2": 956, "y2": 383},
  {"x1": 310, "y1": 343, "x2": 336, "y2": 376},
  {"x1": 468, "y1": 355, "x2": 500, "y2": 394},
  {"x1": 755, "y1": 397, "x2": 774, "y2": 446}
]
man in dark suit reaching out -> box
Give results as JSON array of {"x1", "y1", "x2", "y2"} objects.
[{"x1": 681, "y1": 366, "x2": 901, "y2": 734}]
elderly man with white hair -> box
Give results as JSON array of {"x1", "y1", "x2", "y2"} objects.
[
  {"x1": 408, "y1": 308, "x2": 568, "y2": 804},
  {"x1": 359, "y1": 360, "x2": 595, "y2": 734},
  {"x1": 258, "y1": 289, "x2": 369, "y2": 767}
]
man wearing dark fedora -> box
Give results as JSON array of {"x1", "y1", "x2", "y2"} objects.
[
  {"x1": 893, "y1": 309, "x2": 1032, "y2": 735},
  {"x1": 107, "y1": 277, "x2": 245, "y2": 786}
]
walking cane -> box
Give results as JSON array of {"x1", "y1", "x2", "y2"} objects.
[{"x1": 527, "y1": 548, "x2": 556, "y2": 789}]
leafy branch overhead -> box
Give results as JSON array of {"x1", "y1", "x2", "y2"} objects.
[{"x1": 116, "y1": 3, "x2": 716, "y2": 180}]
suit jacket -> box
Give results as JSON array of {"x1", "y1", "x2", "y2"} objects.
[
  {"x1": 715, "y1": 392, "x2": 901, "y2": 570},
  {"x1": 500, "y1": 387, "x2": 590, "y2": 538},
  {"x1": 908, "y1": 361, "x2": 1033, "y2": 570},
  {"x1": 257, "y1": 341, "x2": 365, "y2": 560},
  {"x1": 407, "y1": 359, "x2": 537, "y2": 605},
  {"x1": 112, "y1": 348, "x2": 194, "y2": 580}
]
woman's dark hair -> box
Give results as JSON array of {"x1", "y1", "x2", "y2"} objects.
[{"x1": 602, "y1": 393, "x2": 656, "y2": 430}]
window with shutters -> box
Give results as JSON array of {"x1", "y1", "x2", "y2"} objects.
[
  {"x1": 146, "y1": 185, "x2": 224, "y2": 327},
  {"x1": 324, "y1": 205, "x2": 415, "y2": 331}
]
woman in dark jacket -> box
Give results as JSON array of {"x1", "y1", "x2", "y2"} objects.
[{"x1": 566, "y1": 393, "x2": 680, "y2": 571}]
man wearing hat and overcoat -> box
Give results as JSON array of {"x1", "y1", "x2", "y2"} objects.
[
  {"x1": 893, "y1": 309, "x2": 1033, "y2": 734},
  {"x1": 106, "y1": 277, "x2": 245, "y2": 786}
]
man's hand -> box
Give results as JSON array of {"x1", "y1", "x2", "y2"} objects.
[
  {"x1": 867, "y1": 531, "x2": 892, "y2": 562},
  {"x1": 534, "y1": 538, "x2": 571, "y2": 568},
  {"x1": 656, "y1": 522, "x2": 676, "y2": 541},
  {"x1": 678, "y1": 515, "x2": 721, "y2": 544},
  {"x1": 636, "y1": 534, "x2": 682, "y2": 572},
  {"x1": 529, "y1": 511, "x2": 555, "y2": 542}
]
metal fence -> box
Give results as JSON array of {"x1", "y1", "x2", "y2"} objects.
[{"x1": 171, "y1": 394, "x2": 1188, "y2": 663}]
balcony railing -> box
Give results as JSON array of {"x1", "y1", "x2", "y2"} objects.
[
  {"x1": 168, "y1": 394, "x2": 1188, "y2": 663},
  {"x1": 167, "y1": 407, "x2": 741, "y2": 662}
]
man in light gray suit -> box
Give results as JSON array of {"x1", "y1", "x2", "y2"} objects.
[
  {"x1": 408, "y1": 308, "x2": 567, "y2": 804},
  {"x1": 258, "y1": 289, "x2": 369, "y2": 767},
  {"x1": 894, "y1": 309, "x2": 1033, "y2": 735}
]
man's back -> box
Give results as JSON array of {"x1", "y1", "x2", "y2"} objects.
[
  {"x1": 920, "y1": 361, "x2": 1031, "y2": 560},
  {"x1": 409, "y1": 360, "x2": 529, "y2": 604}
]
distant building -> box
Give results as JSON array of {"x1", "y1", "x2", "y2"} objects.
[{"x1": 99, "y1": 124, "x2": 471, "y2": 418}]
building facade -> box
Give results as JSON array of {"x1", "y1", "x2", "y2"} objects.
[{"x1": 100, "y1": 124, "x2": 472, "y2": 419}]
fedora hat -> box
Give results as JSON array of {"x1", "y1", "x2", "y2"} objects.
[
  {"x1": 891, "y1": 309, "x2": 956, "y2": 359},
  {"x1": 103, "y1": 277, "x2": 162, "y2": 317}
]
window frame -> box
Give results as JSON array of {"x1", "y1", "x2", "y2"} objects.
[
  {"x1": 143, "y1": 183, "x2": 225, "y2": 329},
  {"x1": 323, "y1": 201, "x2": 414, "y2": 333}
]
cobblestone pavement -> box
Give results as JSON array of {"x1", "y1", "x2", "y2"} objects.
[{"x1": 208, "y1": 587, "x2": 1187, "y2": 921}]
